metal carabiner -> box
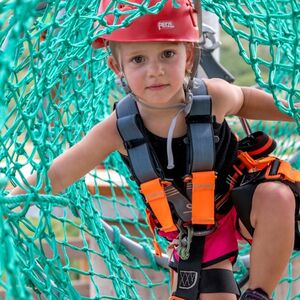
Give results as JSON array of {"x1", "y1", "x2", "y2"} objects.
[
  {"x1": 192, "y1": 223, "x2": 218, "y2": 237},
  {"x1": 200, "y1": 24, "x2": 221, "y2": 52}
]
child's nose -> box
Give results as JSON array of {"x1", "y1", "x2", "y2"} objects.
[{"x1": 148, "y1": 60, "x2": 164, "y2": 77}]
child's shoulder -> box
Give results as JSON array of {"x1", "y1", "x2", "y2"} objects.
[
  {"x1": 202, "y1": 78, "x2": 244, "y2": 121},
  {"x1": 90, "y1": 112, "x2": 125, "y2": 153},
  {"x1": 202, "y1": 78, "x2": 238, "y2": 98}
]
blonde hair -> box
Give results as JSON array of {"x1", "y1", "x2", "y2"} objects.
[{"x1": 108, "y1": 41, "x2": 119, "y2": 60}]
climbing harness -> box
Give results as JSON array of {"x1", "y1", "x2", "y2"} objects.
[
  {"x1": 116, "y1": 79, "x2": 240, "y2": 299},
  {"x1": 116, "y1": 78, "x2": 216, "y2": 239}
]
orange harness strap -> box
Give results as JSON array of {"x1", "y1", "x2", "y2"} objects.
[
  {"x1": 237, "y1": 151, "x2": 276, "y2": 171},
  {"x1": 190, "y1": 171, "x2": 216, "y2": 225},
  {"x1": 140, "y1": 178, "x2": 177, "y2": 233},
  {"x1": 265, "y1": 160, "x2": 300, "y2": 182},
  {"x1": 145, "y1": 208, "x2": 163, "y2": 257},
  {"x1": 238, "y1": 151, "x2": 300, "y2": 182}
]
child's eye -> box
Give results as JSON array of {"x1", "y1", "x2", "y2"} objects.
[
  {"x1": 131, "y1": 55, "x2": 145, "y2": 64},
  {"x1": 162, "y1": 50, "x2": 175, "y2": 58}
]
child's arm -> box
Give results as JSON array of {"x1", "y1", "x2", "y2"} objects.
[
  {"x1": 205, "y1": 78, "x2": 297, "y2": 123},
  {"x1": 235, "y1": 86, "x2": 296, "y2": 121},
  {"x1": 10, "y1": 112, "x2": 122, "y2": 195}
]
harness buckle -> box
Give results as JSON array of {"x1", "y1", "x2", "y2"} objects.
[
  {"x1": 264, "y1": 158, "x2": 282, "y2": 180},
  {"x1": 124, "y1": 138, "x2": 146, "y2": 149},
  {"x1": 265, "y1": 159, "x2": 300, "y2": 182},
  {"x1": 238, "y1": 151, "x2": 274, "y2": 172}
]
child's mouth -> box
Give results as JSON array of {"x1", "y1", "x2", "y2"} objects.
[{"x1": 147, "y1": 84, "x2": 169, "y2": 91}]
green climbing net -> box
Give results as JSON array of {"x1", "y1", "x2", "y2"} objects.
[{"x1": 0, "y1": 0, "x2": 299, "y2": 299}]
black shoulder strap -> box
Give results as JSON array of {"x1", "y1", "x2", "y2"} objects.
[
  {"x1": 116, "y1": 94, "x2": 162, "y2": 183},
  {"x1": 186, "y1": 92, "x2": 215, "y2": 172},
  {"x1": 115, "y1": 93, "x2": 137, "y2": 118},
  {"x1": 192, "y1": 77, "x2": 208, "y2": 95}
]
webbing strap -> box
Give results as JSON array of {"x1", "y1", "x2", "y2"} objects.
[
  {"x1": 191, "y1": 171, "x2": 215, "y2": 224},
  {"x1": 140, "y1": 179, "x2": 177, "y2": 233},
  {"x1": 116, "y1": 95, "x2": 160, "y2": 183},
  {"x1": 115, "y1": 93, "x2": 137, "y2": 117},
  {"x1": 238, "y1": 152, "x2": 300, "y2": 182},
  {"x1": 185, "y1": 95, "x2": 216, "y2": 225},
  {"x1": 192, "y1": 78, "x2": 208, "y2": 95},
  {"x1": 199, "y1": 269, "x2": 240, "y2": 295},
  {"x1": 172, "y1": 235, "x2": 204, "y2": 300},
  {"x1": 187, "y1": 94, "x2": 215, "y2": 172},
  {"x1": 237, "y1": 151, "x2": 275, "y2": 171},
  {"x1": 164, "y1": 185, "x2": 192, "y2": 222},
  {"x1": 265, "y1": 160, "x2": 300, "y2": 182},
  {"x1": 145, "y1": 209, "x2": 162, "y2": 256},
  {"x1": 173, "y1": 259, "x2": 240, "y2": 299},
  {"x1": 117, "y1": 114, "x2": 158, "y2": 182},
  {"x1": 172, "y1": 88, "x2": 217, "y2": 299}
]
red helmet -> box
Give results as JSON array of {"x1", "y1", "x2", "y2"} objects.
[{"x1": 93, "y1": 0, "x2": 199, "y2": 48}]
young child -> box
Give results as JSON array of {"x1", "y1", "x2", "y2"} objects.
[{"x1": 11, "y1": 0, "x2": 300, "y2": 299}]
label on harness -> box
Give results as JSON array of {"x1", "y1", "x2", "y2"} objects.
[{"x1": 178, "y1": 270, "x2": 199, "y2": 290}]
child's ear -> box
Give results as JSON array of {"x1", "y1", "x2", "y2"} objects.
[
  {"x1": 107, "y1": 56, "x2": 121, "y2": 76},
  {"x1": 185, "y1": 43, "x2": 195, "y2": 73}
]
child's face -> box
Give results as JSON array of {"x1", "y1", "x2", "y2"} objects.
[{"x1": 108, "y1": 41, "x2": 193, "y2": 107}]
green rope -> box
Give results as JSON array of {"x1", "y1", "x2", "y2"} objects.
[{"x1": 0, "y1": 0, "x2": 299, "y2": 299}]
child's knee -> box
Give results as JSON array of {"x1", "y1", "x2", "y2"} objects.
[
  {"x1": 233, "y1": 181, "x2": 296, "y2": 237},
  {"x1": 251, "y1": 182, "x2": 295, "y2": 226},
  {"x1": 254, "y1": 181, "x2": 294, "y2": 204}
]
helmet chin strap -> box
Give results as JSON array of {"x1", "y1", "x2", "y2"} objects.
[
  {"x1": 187, "y1": 42, "x2": 201, "y2": 90},
  {"x1": 164, "y1": 39, "x2": 201, "y2": 169},
  {"x1": 188, "y1": 0, "x2": 202, "y2": 89}
]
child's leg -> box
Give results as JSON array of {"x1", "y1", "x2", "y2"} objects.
[
  {"x1": 170, "y1": 259, "x2": 237, "y2": 300},
  {"x1": 239, "y1": 181, "x2": 296, "y2": 296}
]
